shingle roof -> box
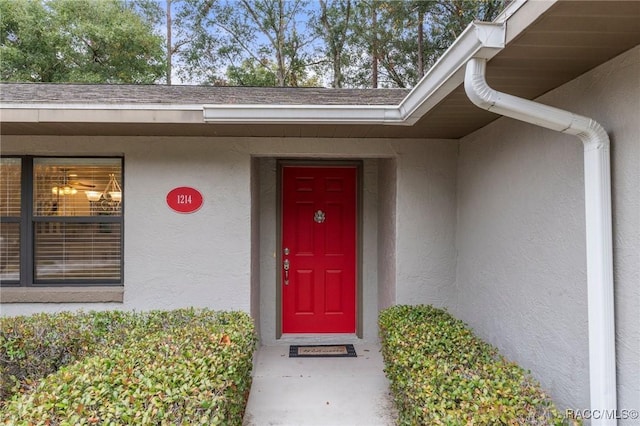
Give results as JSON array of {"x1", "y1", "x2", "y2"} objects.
[
  {"x1": 2, "y1": 1, "x2": 638, "y2": 140},
  {"x1": 0, "y1": 83, "x2": 410, "y2": 105}
]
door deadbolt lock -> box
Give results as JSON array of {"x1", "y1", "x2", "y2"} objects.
[
  {"x1": 283, "y1": 259, "x2": 290, "y2": 285},
  {"x1": 284, "y1": 247, "x2": 290, "y2": 255}
]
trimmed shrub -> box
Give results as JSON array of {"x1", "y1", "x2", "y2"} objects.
[
  {"x1": 0, "y1": 310, "x2": 138, "y2": 402},
  {"x1": 379, "y1": 305, "x2": 566, "y2": 425},
  {"x1": 1, "y1": 309, "x2": 256, "y2": 425}
]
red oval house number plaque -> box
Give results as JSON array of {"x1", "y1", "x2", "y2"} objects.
[{"x1": 167, "y1": 187, "x2": 203, "y2": 213}]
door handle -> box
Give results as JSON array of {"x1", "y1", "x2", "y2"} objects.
[{"x1": 283, "y1": 259, "x2": 290, "y2": 285}]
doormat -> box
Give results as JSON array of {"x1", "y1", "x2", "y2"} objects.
[{"x1": 289, "y1": 344, "x2": 357, "y2": 358}]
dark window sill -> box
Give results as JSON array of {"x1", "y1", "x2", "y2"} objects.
[{"x1": 0, "y1": 286, "x2": 124, "y2": 303}]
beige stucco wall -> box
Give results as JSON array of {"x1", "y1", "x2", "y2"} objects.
[
  {"x1": 0, "y1": 136, "x2": 459, "y2": 347},
  {"x1": 455, "y1": 46, "x2": 639, "y2": 417},
  {"x1": 250, "y1": 157, "x2": 261, "y2": 339},
  {"x1": 362, "y1": 159, "x2": 380, "y2": 340},
  {"x1": 377, "y1": 158, "x2": 397, "y2": 311},
  {"x1": 393, "y1": 140, "x2": 458, "y2": 307},
  {"x1": 0, "y1": 136, "x2": 253, "y2": 316}
]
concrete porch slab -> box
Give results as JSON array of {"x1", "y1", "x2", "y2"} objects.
[{"x1": 243, "y1": 343, "x2": 397, "y2": 426}]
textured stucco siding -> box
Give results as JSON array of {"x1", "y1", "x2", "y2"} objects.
[
  {"x1": 256, "y1": 158, "x2": 278, "y2": 343},
  {"x1": 454, "y1": 46, "x2": 639, "y2": 417},
  {"x1": 361, "y1": 160, "x2": 380, "y2": 340},
  {"x1": 377, "y1": 158, "x2": 397, "y2": 311},
  {"x1": 393, "y1": 140, "x2": 458, "y2": 307},
  {"x1": 0, "y1": 136, "x2": 253, "y2": 316},
  {"x1": 1, "y1": 137, "x2": 460, "y2": 346},
  {"x1": 584, "y1": 46, "x2": 639, "y2": 422},
  {"x1": 250, "y1": 157, "x2": 261, "y2": 338}
]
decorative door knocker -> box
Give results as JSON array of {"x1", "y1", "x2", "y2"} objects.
[{"x1": 314, "y1": 210, "x2": 326, "y2": 223}]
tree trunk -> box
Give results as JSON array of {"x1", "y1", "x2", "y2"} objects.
[
  {"x1": 371, "y1": 2, "x2": 378, "y2": 88},
  {"x1": 166, "y1": 0, "x2": 172, "y2": 85},
  {"x1": 320, "y1": 0, "x2": 347, "y2": 88},
  {"x1": 417, "y1": 9, "x2": 424, "y2": 79},
  {"x1": 332, "y1": 50, "x2": 342, "y2": 88},
  {"x1": 276, "y1": 0, "x2": 286, "y2": 86}
]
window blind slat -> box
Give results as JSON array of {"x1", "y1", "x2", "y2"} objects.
[
  {"x1": 0, "y1": 158, "x2": 22, "y2": 216},
  {"x1": 0, "y1": 223, "x2": 20, "y2": 282},
  {"x1": 35, "y1": 222, "x2": 121, "y2": 281}
]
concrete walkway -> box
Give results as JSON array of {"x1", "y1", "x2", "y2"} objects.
[{"x1": 242, "y1": 343, "x2": 397, "y2": 426}]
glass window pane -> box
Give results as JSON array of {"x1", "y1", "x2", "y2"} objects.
[
  {"x1": 0, "y1": 222, "x2": 20, "y2": 282},
  {"x1": 0, "y1": 158, "x2": 22, "y2": 216},
  {"x1": 35, "y1": 222, "x2": 121, "y2": 281},
  {"x1": 33, "y1": 158, "x2": 122, "y2": 217}
]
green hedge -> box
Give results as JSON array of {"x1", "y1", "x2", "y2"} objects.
[
  {"x1": 1, "y1": 310, "x2": 139, "y2": 402},
  {"x1": 1, "y1": 309, "x2": 256, "y2": 425},
  {"x1": 379, "y1": 305, "x2": 566, "y2": 425}
]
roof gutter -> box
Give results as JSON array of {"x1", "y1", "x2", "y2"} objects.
[
  {"x1": 465, "y1": 58, "x2": 617, "y2": 426},
  {"x1": 0, "y1": 19, "x2": 507, "y2": 127},
  {"x1": 202, "y1": 0, "x2": 562, "y2": 125},
  {"x1": 2, "y1": 0, "x2": 552, "y2": 129},
  {"x1": 398, "y1": 22, "x2": 504, "y2": 125},
  {"x1": 202, "y1": 21, "x2": 506, "y2": 125},
  {"x1": 202, "y1": 0, "x2": 559, "y2": 126}
]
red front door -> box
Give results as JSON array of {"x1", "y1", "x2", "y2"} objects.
[{"x1": 281, "y1": 165, "x2": 357, "y2": 333}]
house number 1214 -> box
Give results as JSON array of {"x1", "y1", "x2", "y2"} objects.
[
  {"x1": 167, "y1": 187, "x2": 203, "y2": 213},
  {"x1": 177, "y1": 194, "x2": 192, "y2": 204}
]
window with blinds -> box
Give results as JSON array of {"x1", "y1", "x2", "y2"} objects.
[
  {"x1": 0, "y1": 158, "x2": 21, "y2": 283},
  {"x1": 0, "y1": 157, "x2": 123, "y2": 286}
]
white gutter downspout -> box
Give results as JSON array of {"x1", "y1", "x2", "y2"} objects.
[{"x1": 465, "y1": 58, "x2": 616, "y2": 426}]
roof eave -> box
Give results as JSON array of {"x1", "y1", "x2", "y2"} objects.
[
  {"x1": 0, "y1": 0, "x2": 558, "y2": 128},
  {"x1": 203, "y1": 0, "x2": 560, "y2": 126},
  {"x1": 202, "y1": 21, "x2": 508, "y2": 126},
  {"x1": 201, "y1": 104, "x2": 406, "y2": 125},
  {"x1": 0, "y1": 104, "x2": 204, "y2": 124}
]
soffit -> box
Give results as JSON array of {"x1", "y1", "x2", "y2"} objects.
[
  {"x1": 1, "y1": 1, "x2": 639, "y2": 139},
  {"x1": 411, "y1": 0, "x2": 640, "y2": 138}
]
